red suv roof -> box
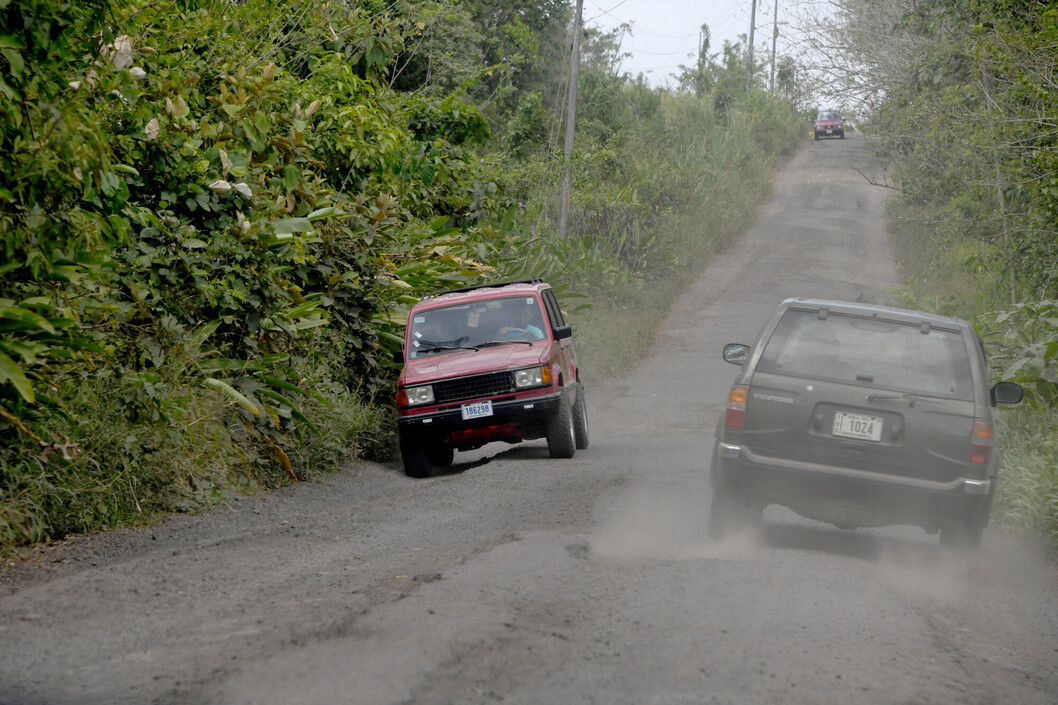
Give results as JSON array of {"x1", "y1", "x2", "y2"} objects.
[{"x1": 416, "y1": 279, "x2": 547, "y2": 308}]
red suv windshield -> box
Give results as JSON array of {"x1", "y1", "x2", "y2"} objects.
[{"x1": 408, "y1": 295, "x2": 546, "y2": 358}]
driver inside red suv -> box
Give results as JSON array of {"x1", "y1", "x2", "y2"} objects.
[{"x1": 499, "y1": 302, "x2": 544, "y2": 340}]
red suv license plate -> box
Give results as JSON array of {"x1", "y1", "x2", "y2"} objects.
[{"x1": 461, "y1": 400, "x2": 494, "y2": 420}]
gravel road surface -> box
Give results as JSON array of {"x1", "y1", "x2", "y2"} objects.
[{"x1": 3, "y1": 135, "x2": 1056, "y2": 705}]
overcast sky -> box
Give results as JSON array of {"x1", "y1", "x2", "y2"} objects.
[{"x1": 584, "y1": 0, "x2": 783, "y2": 87}]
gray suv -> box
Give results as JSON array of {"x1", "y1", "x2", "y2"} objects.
[{"x1": 710, "y1": 299, "x2": 1023, "y2": 548}]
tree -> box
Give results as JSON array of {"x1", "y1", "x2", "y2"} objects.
[
  {"x1": 794, "y1": 0, "x2": 1058, "y2": 302},
  {"x1": 675, "y1": 24, "x2": 713, "y2": 98}
]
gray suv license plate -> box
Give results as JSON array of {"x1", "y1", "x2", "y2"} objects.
[{"x1": 832, "y1": 411, "x2": 882, "y2": 441}]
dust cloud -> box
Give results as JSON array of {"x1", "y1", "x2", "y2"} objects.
[
  {"x1": 589, "y1": 484, "x2": 1051, "y2": 608},
  {"x1": 589, "y1": 486, "x2": 762, "y2": 562},
  {"x1": 873, "y1": 529, "x2": 1057, "y2": 600}
]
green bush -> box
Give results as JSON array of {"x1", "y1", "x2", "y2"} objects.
[
  {"x1": 889, "y1": 208, "x2": 1058, "y2": 550},
  {"x1": 0, "y1": 0, "x2": 805, "y2": 553}
]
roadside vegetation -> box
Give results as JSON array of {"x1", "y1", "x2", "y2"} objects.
[
  {"x1": 801, "y1": 0, "x2": 1058, "y2": 548},
  {"x1": 0, "y1": 0, "x2": 805, "y2": 553}
]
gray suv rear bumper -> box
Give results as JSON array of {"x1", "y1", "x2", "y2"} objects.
[{"x1": 714, "y1": 441, "x2": 994, "y2": 530}]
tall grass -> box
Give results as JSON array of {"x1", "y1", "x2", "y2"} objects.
[
  {"x1": 0, "y1": 371, "x2": 392, "y2": 551},
  {"x1": 994, "y1": 408, "x2": 1058, "y2": 547},
  {"x1": 887, "y1": 194, "x2": 1058, "y2": 550}
]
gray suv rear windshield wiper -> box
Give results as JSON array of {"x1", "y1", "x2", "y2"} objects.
[{"x1": 866, "y1": 391, "x2": 942, "y2": 406}]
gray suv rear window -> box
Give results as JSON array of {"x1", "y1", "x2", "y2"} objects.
[{"x1": 756, "y1": 310, "x2": 974, "y2": 400}]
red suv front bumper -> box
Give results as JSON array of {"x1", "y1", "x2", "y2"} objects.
[{"x1": 398, "y1": 389, "x2": 564, "y2": 450}]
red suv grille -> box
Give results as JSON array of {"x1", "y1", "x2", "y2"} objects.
[{"x1": 435, "y1": 371, "x2": 515, "y2": 403}]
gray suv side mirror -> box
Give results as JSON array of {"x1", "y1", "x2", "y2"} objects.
[
  {"x1": 991, "y1": 380, "x2": 1024, "y2": 405},
  {"x1": 723, "y1": 343, "x2": 750, "y2": 365}
]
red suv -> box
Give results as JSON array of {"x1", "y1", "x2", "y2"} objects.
[
  {"x1": 394, "y1": 279, "x2": 588, "y2": 477},
  {"x1": 813, "y1": 110, "x2": 845, "y2": 140}
]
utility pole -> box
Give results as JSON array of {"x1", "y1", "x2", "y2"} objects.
[
  {"x1": 697, "y1": 24, "x2": 710, "y2": 98},
  {"x1": 769, "y1": 0, "x2": 778, "y2": 92},
  {"x1": 746, "y1": 0, "x2": 757, "y2": 93},
  {"x1": 698, "y1": 28, "x2": 703, "y2": 97},
  {"x1": 559, "y1": 0, "x2": 583, "y2": 240}
]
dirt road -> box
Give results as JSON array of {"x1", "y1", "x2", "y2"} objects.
[{"x1": 3, "y1": 136, "x2": 1057, "y2": 705}]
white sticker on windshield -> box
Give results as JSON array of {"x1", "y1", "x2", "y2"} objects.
[{"x1": 414, "y1": 316, "x2": 426, "y2": 323}]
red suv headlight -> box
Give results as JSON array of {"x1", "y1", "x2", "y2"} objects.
[
  {"x1": 514, "y1": 365, "x2": 552, "y2": 389},
  {"x1": 399, "y1": 385, "x2": 435, "y2": 407}
]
